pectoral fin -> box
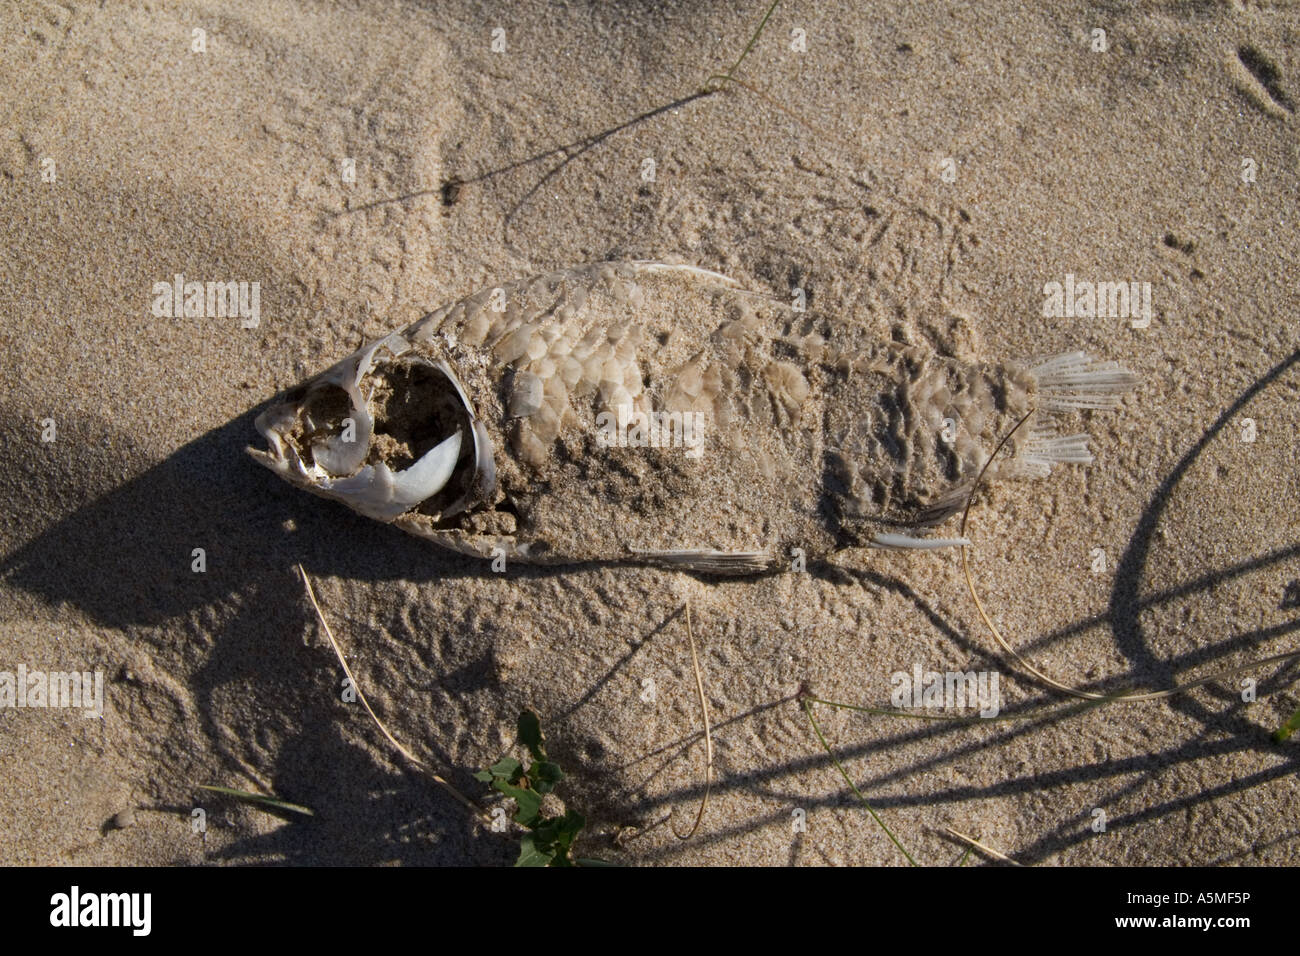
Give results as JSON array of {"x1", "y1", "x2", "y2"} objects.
[{"x1": 628, "y1": 548, "x2": 775, "y2": 574}]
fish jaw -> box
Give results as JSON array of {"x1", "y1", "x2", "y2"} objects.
[{"x1": 247, "y1": 332, "x2": 498, "y2": 524}]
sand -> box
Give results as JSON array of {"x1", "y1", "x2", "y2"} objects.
[{"x1": 1, "y1": 0, "x2": 1298, "y2": 866}]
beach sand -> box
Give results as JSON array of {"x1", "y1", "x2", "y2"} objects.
[{"x1": 1, "y1": 0, "x2": 1298, "y2": 865}]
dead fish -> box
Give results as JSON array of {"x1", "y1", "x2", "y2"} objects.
[{"x1": 248, "y1": 261, "x2": 1137, "y2": 573}]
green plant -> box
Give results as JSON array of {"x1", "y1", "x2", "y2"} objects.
[
  {"x1": 476, "y1": 710, "x2": 605, "y2": 867},
  {"x1": 1275, "y1": 705, "x2": 1300, "y2": 743}
]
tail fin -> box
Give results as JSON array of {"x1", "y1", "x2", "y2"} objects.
[
  {"x1": 1013, "y1": 352, "x2": 1138, "y2": 475},
  {"x1": 1015, "y1": 426, "x2": 1095, "y2": 477},
  {"x1": 1027, "y1": 351, "x2": 1138, "y2": 412}
]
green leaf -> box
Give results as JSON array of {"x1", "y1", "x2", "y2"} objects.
[
  {"x1": 495, "y1": 781, "x2": 543, "y2": 827},
  {"x1": 518, "y1": 710, "x2": 546, "y2": 762},
  {"x1": 530, "y1": 816, "x2": 560, "y2": 844},
  {"x1": 531, "y1": 809, "x2": 585, "y2": 863},
  {"x1": 485, "y1": 757, "x2": 523, "y2": 782},
  {"x1": 472, "y1": 770, "x2": 494, "y2": 783},
  {"x1": 554, "y1": 809, "x2": 585, "y2": 851},
  {"x1": 530, "y1": 760, "x2": 565, "y2": 795},
  {"x1": 515, "y1": 833, "x2": 554, "y2": 867}
]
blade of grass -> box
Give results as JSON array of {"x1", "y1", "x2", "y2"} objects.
[
  {"x1": 802, "y1": 696, "x2": 916, "y2": 865},
  {"x1": 941, "y1": 825, "x2": 1022, "y2": 866},
  {"x1": 673, "y1": 595, "x2": 714, "y2": 840},
  {"x1": 703, "y1": 0, "x2": 781, "y2": 93},
  {"x1": 298, "y1": 564, "x2": 488, "y2": 824},
  {"x1": 197, "y1": 785, "x2": 314, "y2": 817},
  {"x1": 802, "y1": 693, "x2": 1112, "y2": 723}
]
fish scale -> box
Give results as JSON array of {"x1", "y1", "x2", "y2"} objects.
[{"x1": 249, "y1": 261, "x2": 1137, "y2": 572}]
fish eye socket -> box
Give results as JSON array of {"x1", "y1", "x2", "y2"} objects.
[
  {"x1": 301, "y1": 385, "x2": 353, "y2": 435},
  {"x1": 368, "y1": 359, "x2": 469, "y2": 467},
  {"x1": 278, "y1": 384, "x2": 355, "y2": 469}
]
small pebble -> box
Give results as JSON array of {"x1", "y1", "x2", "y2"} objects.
[{"x1": 109, "y1": 807, "x2": 136, "y2": 830}]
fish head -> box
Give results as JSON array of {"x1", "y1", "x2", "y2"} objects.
[{"x1": 247, "y1": 332, "x2": 497, "y2": 524}]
